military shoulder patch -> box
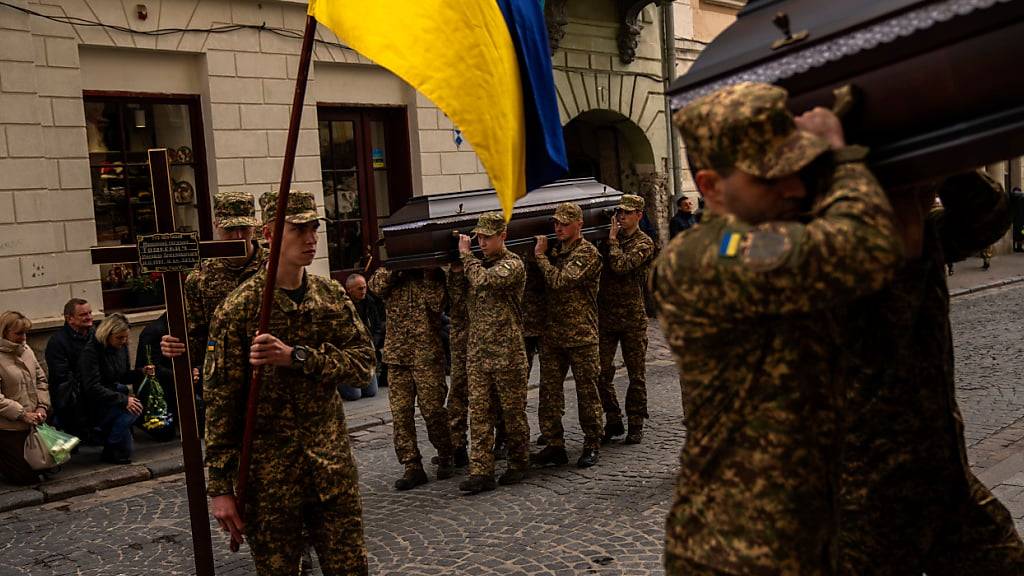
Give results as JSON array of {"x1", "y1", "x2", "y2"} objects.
[
  {"x1": 207, "y1": 340, "x2": 216, "y2": 352},
  {"x1": 719, "y1": 231, "x2": 744, "y2": 258},
  {"x1": 742, "y1": 226, "x2": 792, "y2": 271}
]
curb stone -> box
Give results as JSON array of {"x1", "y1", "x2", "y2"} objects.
[{"x1": 950, "y1": 275, "x2": 1024, "y2": 298}]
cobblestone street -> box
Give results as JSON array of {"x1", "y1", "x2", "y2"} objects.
[{"x1": 2, "y1": 283, "x2": 1024, "y2": 575}]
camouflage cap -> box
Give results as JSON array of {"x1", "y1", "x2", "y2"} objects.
[
  {"x1": 259, "y1": 190, "x2": 320, "y2": 225},
  {"x1": 472, "y1": 212, "x2": 506, "y2": 236},
  {"x1": 214, "y1": 191, "x2": 258, "y2": 228},
  {"x1": 673, "y1": 82, "x2": 830, "y2": 179},
  {"x1": 617, "y1": 194, "x2": 645, "y2": 212},
  {"x1": 552, "y1": 202, "x2": 583, "y2": 224}
]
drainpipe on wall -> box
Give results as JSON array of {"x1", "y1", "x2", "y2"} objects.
[{"x1": 660, "y1": 1, "x2": 683, "y2": 202}]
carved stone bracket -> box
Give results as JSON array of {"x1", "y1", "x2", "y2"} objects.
[
  {"x1": 617, "y1": 0, "x2": 667, "y2": 64},
  {"x1": 545, "y1": 0, "x2": 569, "y2": 55}
]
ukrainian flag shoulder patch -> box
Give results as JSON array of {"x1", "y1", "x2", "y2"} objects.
[
  {"x1": 207, "y1": 340, "x2": 216, "y2": 352},
  {"x1": 719, "y1": 232, "x2": 743, "y2": 258}
]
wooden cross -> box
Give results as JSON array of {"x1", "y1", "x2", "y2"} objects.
[{"x1": 90, "y1": 148, "x2": 247, "y2": 576}]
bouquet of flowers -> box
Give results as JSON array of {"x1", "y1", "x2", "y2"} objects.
[{"x1": 138, "y1": 346, "x2": 175, "y2": 439}]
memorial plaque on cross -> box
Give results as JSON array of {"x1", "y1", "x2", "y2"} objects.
[{"x1": 90, "y1": 148, "x2": 247, "y2": 576}]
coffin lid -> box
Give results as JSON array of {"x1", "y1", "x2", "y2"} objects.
[
  {"x1": 668, "y1": 0, "x2": 1011, "y2": 111},
  {"x1": 383, "y1": 178, "x2": 623, "y2": 232}
]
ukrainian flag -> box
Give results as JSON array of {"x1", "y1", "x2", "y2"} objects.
[{"x1": 307, "y1": 0, "x2": 568, "y2": 221}]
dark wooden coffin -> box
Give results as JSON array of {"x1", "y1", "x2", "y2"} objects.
[
  {"x1": 380, "y1": 178, "x2": 623, "y2": 269},
  {"x1": 668, "y1": 0, "x2": 1024, "y2": 188}
]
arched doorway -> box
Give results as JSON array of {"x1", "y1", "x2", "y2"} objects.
[{"x1": 563, "y1": 109, "x2": 656, "y2": 196}]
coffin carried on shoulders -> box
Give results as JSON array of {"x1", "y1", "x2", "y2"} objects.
[
  {"x1": 380, "y1": 178, "x2": 622, "y2": 270},
  {"x1": 667, "y1": 0, "x2": 1024, "y2": 188}
]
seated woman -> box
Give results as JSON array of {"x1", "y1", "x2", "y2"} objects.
[
  {"x1": 0, "y1": 311, "x2": 51, "y2": 485},
  {"x1": 75, "y1": 313, "x2": 147, "y2": 464}
]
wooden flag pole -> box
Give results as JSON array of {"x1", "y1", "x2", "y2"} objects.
[{"x1": 231, "y1": 14, "x2": 319, "y2": 553}]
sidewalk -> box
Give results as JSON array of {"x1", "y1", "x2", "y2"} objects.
[{"x1": 4, "y1": 255, "x2": 1024, "y2": 514}]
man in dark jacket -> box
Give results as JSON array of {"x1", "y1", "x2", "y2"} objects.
[
  {"x1": 44, "y1": 298, "x2": 94, "y2": 426},
  {"x1": 340, "y1": 274, "x2": 384, "y2": 400},
  {"x1": 669, "y1": 196, "x2": 696, "y2": 239}
]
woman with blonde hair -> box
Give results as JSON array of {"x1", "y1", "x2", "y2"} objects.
[
  {"x1": 74, "y1": 313, "x2": 148, "y2": 464},
  {"x1": 0, "y1": 311, "x2": 51, "y2": 484}
]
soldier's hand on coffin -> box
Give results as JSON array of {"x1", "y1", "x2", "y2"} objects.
[
  {"x1": 249, "y1": 333, "x2": 295, "y2": 367},
  {"x1": 794, "y1": 107, "x2": 845, "y2": 150},
  {"x1": 160, "y1": 334, "x2": 186, "y2": 358},
  {"x1": 609, "y1": 217, "x2": 621, "y2": 241},
  {"x1": 211, "y1": 495, "x2": 245, "y2": 544},
  {"x1": 458, "y1": 234, "x2": 472, "y2": 255},
  {"x1": 534, "y1": 235, "x2": 548, "y2": 257}
]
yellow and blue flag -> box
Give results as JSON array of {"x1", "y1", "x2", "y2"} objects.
[
  {"x1": 307, "y1": 0, "x2": 568, "y2": 221},
  {"x1": 720, "y1": 232, "x2": 743, "y2": 258}
]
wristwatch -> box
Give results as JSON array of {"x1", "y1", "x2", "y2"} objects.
[{"x1": 291, "y1": 345, "x2": 310, "y2": 367}]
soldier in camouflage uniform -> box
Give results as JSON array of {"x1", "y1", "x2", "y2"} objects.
[
  {"x1": 840, "y1": 171, "x2": 1024, "y2": 575},
  {"x1": 454, "y1": 213, "x2": 530, "y2": 494},
  {"x1": 368, "y1": 266, "x2": 454, "y2": 490},
  {"x1": 444, "y1": 262, "x2": 471, "y2": 467},
  {"x1": 597, "y1": 194, "x2": 656, "y2": 444},
  {"x1": 653, "y1": 82, "x2": 902, "y2": 574},
  {"x1": 531, "y1": 203, "x2": 604, "y2": 469},
  {"x1": 204, "y1": 190, "x2": 375, "y2": 575},
  {"x1": 160, "y1": 191, "x2": 265, "y2": 431}
]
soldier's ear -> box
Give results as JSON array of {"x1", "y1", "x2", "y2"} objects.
[{"x1": 694, "y1": 170, "x2": 723, "y2": 203}]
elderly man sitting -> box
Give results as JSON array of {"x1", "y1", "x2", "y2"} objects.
[{"x1": 339, "y1": 273, "x2": 385, "y2": 401}]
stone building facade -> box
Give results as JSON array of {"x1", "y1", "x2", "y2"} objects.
[{"x1": 0, "y1": 0, "x2": 739, "y2": 354}]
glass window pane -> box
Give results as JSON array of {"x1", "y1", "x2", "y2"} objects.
[
  {"x1": 374, "y1": 170, "x2": 390, "y2": 218},
  {"x1": 327, "y1": 221, "x2": 363, "y2": 272},
  {"x1": 332, "y1": 171, "x2": 360, "y2": 220},
  {"x1": 370, "y1": 120, "x2": 387, "y2": 169},
  {"x1": 85, "y1": 102, "x2": 122, "y2": 156},
  {"x1": 330, "y1": 121, "x2": 356, "y2": 170},
  {"x1": 124, "y1": 103, "x2": 156, "y2": 153},
  {"x1": 153, "y1": 104, "x2": 193, "y2": 162},
  {"x1": 319, "y1": 121, "x2": 332, "y2": 170}
]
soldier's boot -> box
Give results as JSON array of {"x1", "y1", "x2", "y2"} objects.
[
  {"x1": 602, "y1": 415, "x2": 625, "y2": 444},
  {"x1": 982, "y1": 257, "x2": 991, "y2": 270},
  {"x1": 536, "y1": 434, "x2": 548, "y2": 446},
  {"x1": 394, "y1": 464, "x2": 429, "y2": 491},
  {"x1": 624, "y1": 418, "x2": 644, "y2": 445},
  {"x1": 453, "y1": 445, "x2": 469, "y2": 468},
  {"x1": 458, "y1": 474, "x2": 497, "y2": 494},
  {"x1": 530, "y1": 445, "x2": 569, "y2": 467},
  {"x1": 493, "y1": 441, "x2": 508, "y2": 461},
  {"x1": 435, "y1": 457, "x2": 456, "y2": 480},
  {"x1": 498, "y1": 467, "x2": 528, "y2": 486},
  {"x1": 576, "y1": 447, "x2": 600, "y2": 468}
]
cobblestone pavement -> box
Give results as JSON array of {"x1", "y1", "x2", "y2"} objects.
[{"x1": 2, "y1": 284, "x2": 1024, "y2": 575}]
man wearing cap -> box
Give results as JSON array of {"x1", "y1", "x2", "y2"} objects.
[
  {"x1": 652, "y1": 82, "x2": 902, "y2": 574},
  {"x1": 597, "y1": 194, "x2": 656, "y2": 444},
  {"x1": 368, "y1": 265, "x2": 454, "y2": 490},
  {"x1": 453, "y1": 213, "x2": 530, "y2": 494},
  {"x1": 203, "y1": 190, "x2": 375, "y2": 575},
  {"x1": 160, "y1": 191, "x2": 265, "y2": 430},
  {"x1": 531, "y1": 202, "x2": 604, "y2": 469}
]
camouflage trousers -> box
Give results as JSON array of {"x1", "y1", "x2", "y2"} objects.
[
  {"x1": 597, "y1": 328, "x2": 649, "y2": 425},
  {"x1": 840, "y1": 471, "x2": 1024, "y2": 575},
  {"x1": 447, "y1": 329, "x2": 469, "y2": 450},
  {"x1": 468, "y1": 363, "x2": 530, "y2": 476},
  {"x1": 524, "y1": 335, "x2": 541, "y2": 375},
  {"x1": 247, "y1": 446, "x2": 367, "y2": 575},
  {"x1": 388, "y1": 364, "x2": 452, "y2": 467},
  {"x1": 538, "y1": 342, "x2": 603, "y2": 449}
]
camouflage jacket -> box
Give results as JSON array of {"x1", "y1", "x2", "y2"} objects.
[
  {"x1": 652, "y1": 160, "x2": 902, "y2": 573},
  {"x1": 839, "y1": 171, "x2": 1010, "y2": 568},
  {"x1": 203, "y1": 268, "x2": 375, "y2": 498},
  {"x1": 184, "y1": 242, "x2": 265, "y2": 369},
  {"x1": 368, "y1": 268, "x2": 446, "y2": 367},
  {"x1": 536, "y1": 237, "x2": 602, "y2": 347},
  {"x1": 461, "y1": 248, "x2": 527, "y2": 370},
  {"x1": 598, "y1": 227, "x2": 656, "y2": 332},
  {"x1": 521, "y1": 262, "x2": 546, "y2": 338},
  {"x1": 446, "y1": 266, "x2": 469, "y2": 343}
]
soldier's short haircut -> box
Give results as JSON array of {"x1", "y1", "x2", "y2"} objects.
[{"x1": 63, "y1": 298, "x2": 88, "y2": 318}]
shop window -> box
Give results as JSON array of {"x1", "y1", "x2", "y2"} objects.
[{"x1": 84, "y1": 92, "x2": 211, "y2": 312}]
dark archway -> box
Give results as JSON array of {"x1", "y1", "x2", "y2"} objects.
[{"x1": 563, "y1": 109, "x2": 656, "y2": 192}]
